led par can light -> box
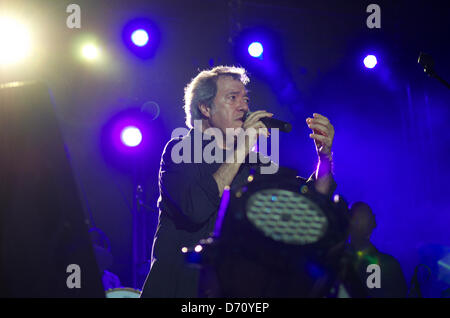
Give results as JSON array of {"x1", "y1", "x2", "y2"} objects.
[
  {"x1": 193, "y1": 172, "x2": 350, "y2": 297},
  {"x1": 218, "y1": 173, "x2": 347, "y2": 253}
]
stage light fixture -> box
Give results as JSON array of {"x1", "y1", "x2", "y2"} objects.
[
  {"x1": 120, "y1": 126, "x2": 142, "y2": 147},
  {"x1": 100, "y1": 106, "x2": 164, "y2": 175},
  {"x1": 81, "y1": 43, "x2": 100, "y2": 60},
  {"x1": 214, "y1": 176, "x2": 344, "y2": 249},
  {"x1": 363, "y1": 55, "x2": 377, "y2": 69},
  {"x1": 131, "y1": 29, "x2": 149, "y2": 47},
  {"x1": 122, "y1": 18, "x2": 160, "y2": 59},
  {"x1": 188, "y1": 171, "x2": 350, "y2": 297},
  {"x1": 0, "y1": 16, "x2": 32, "y2": 66},
  {"x1": 246, "y1": 188, "x2": 328, "y2": 245},
  {"x1": 248, "y1": 42, "x2": 264, "y2": 58}
]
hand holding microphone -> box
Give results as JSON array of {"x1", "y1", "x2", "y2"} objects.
[
  {"x1": 235, "y1": 110, "x2": 272, "y2": 159},
  {"x1": 234, "y1": 110, "x2": 291, "y2": 161},
  {"x1": 244, "y1": 111, "x2": 292, "y2": 133}
]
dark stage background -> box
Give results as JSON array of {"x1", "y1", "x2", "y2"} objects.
[{"x1": 1, "y1": 0, "x2": 449, "y2": 292}]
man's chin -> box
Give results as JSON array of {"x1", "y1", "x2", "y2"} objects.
[{"x1": 234, "y1": 121, "x2": 244, "y2": 129}]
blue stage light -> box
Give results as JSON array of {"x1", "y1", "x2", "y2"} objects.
[
  {"x1": 122, "y1": 18, "x2": 160, "y2": 59},
  {"x1": 248, "y1": 42, "x2": 263, "y2": 58},
  {"x1": 131, "y1": 29, "x2": 149, "y2": 47},
  {"x1": 363, "y1": 55, "x2": 377, "y2": 69}
]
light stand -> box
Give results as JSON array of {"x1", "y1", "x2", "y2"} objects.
[{"x1": 131, "y1": 162, "x2": 151, "y2": 290}]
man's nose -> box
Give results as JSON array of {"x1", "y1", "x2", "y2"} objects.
[{"x1": 238, "y1": 99, "x2": 249, "y2": 113}]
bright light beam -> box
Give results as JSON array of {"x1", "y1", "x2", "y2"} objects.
[
  {"x1": 120, "y1": 126, "x2": 142, "y2": 147},
  {"x1": 248, "y1": 42, "x2": 264, "y2": 58},
  {"x1": 363, "y1": 55, "x2": 378, "y2": 69},
  {"x1": 81, "y1": 43, "x2": 100, "y2": 60},
  {"x1": 131, "y1": 29, "x2": 149, "y2": 47},
  {"x1": 0, "y1": 16, "x2": 32, "y2": 66}
]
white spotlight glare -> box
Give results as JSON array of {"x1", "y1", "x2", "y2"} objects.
[
  {"x1": 131, "y1": 29, "x2": 149, "y2": 47},
  {"x1": 82, "y1": 44, "x2": 100, "y2": 60},
  {"x1": 363, "y1": 55, "x2": 378, "y2": 69},
  {"x1": 0, "y1": 16, "x2": 32, "y2": 66},
  {"x1": 120, "y1": 126, "x2": 142, "y2": 147},
  {"x1": 248, "y1": 42, "x2": 264, "y2": 58}
]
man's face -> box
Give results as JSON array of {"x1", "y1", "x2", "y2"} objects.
[
  {"x1": 207, "y1": 75, "x2": 250, "y2": 134},
  {"x1": 349, "y1": 210, "x2": 374, "y2": 240}
]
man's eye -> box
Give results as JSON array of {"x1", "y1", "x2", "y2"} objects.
[{"x1": 244, "y1": 98, "x2": 250, "y2": 103}]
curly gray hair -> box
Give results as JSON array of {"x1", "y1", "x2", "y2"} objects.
[{"x1": 183, "y1": 66, "x2": 250, "y2": 128}]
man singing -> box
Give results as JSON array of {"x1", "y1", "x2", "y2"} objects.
[{"x1": 140, "y1": 66, "x2": 336, "y2": 297}]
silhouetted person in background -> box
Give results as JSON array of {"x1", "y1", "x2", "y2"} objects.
[
  {"x1": 347, "y1": 201, "x2": 408, "y2": 298},
  {"x1": 89, "y1": 228, "x2": 122, "y2": 291}
]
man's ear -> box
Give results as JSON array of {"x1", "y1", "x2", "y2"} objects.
[{"x1": 198, "y1": 104, "x2": 211, "y2": 119}]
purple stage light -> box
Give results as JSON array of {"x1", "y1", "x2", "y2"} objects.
[
  {"x1": 364, "y1": 55, "x2": 378, "y2": 69},
  {"x1": 100, "y1": 107, "x2": 161, "y2": 174},
  {"x1": 120, "y1": 126, "x2": 142, "y2": 147},
  {"x1": 248, "y1": 41, "x2": 263, "y2": 58}
]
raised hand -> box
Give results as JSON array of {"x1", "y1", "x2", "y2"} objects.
[{"x1": 306, "y1": 113, "x2": 334, "y2": 158}]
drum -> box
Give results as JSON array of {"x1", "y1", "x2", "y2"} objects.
[{"x1": 105, "y1": 288, "x2": 141, "y2": 298}]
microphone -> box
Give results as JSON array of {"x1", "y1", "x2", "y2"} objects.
[
  {"x1": 244, "y1": 111, "x2": 292, "y2": 133},
  {"x1": 418, "y1": 52, "x2": 450, "y2": 89},
  {"x1": 418, "y1": 52, "x2": 435, "y2": 77}
]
